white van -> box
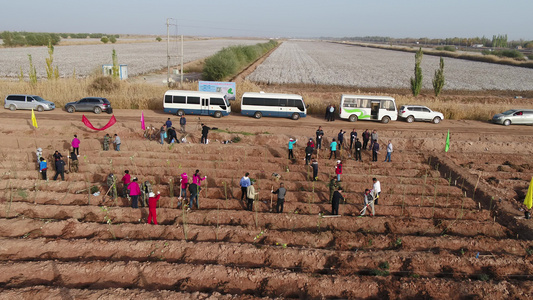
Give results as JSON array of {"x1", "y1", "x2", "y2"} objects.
[
  {"x1": 163, "y1": 90, "x2": 231, "y2": 118},
  {"x1": 241, "y1": 92, "x2": 307, "y2": 120},
  {"x1": 339, "y1": 95, "x2": 397, "y2": 123}
]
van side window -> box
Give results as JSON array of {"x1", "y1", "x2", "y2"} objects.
[
  {"x1": 382, "y1": 100, "x2": 396, "y2": 111},
  {"x1": 173, "y1": 96, "x2": 186, "y2": 104},
  {"x1": 360, "y1": 99, "x2": 371, "y2": 108},
  {"x1": 187, "y1": 96, "x2": 200, "y2": 104},
  {"x1": 210, "y1": 97, "x2": 225, "y2": 106},
  {"x1": 279, "y1": 99, "x2": 287, "y2": 107},
  {"x1": 343, "y1": 98, "x2": 357, "y2": 108},
  {"x1": 7, "y1": 95, "x2": 25, "y2": 102}
]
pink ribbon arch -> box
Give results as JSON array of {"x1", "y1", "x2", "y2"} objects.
[{"x1": 82, "y1": 115, "x2": 117, "y2": 131}]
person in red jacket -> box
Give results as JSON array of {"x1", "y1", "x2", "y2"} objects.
[
  {"x1": 147, "y1": 191, "x2": 161, "y2": 225},
  {"x1": 121, "y1": 170, "x2": 131, "y2": 197},
  {"x1": 335, "y1": 160, "x2": 343, "y2": 182},
  {"x1": 128, "y1": 177, "x2": 141, "y2": 208}
]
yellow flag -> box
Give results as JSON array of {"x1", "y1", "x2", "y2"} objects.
[
  {"x1": 525, "y1": 177, "x2": 533, "y2": 210},
  {"x1": 31, "y1": 109, "x2": 38, "y2": 128}
]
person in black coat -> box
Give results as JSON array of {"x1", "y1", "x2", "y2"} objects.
[
  {"x1": 311, "y1": 159, "x2": 319, "y2": 181},
  {"x1": 349, "y1": 129, "x2": 357, "y2": 150},
  {"x1": 305, "y1": 145, "x2": 313, "y2": 165},
  {"x1": 354, "y1": 138, "x2": 363, "y2": 161},
  {"x1": 53, "y1": 158, "x2": 65, "y2": 181},
  {"x1": 332, "y1": 186, "x2": 344, "y2": 215},
  {"x1": 372, "y1": 141, "x2": 380, "y2": 162},
  {"x1": 168, "y1": 127, "x2": 179, "y2": 144},
  {"x1": 201, "y1": 124, "x2": 211, "y2": 144}
]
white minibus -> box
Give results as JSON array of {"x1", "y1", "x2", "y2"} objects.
[
  {"x1": 339, "y1": 95, "x2": 397, "y2": 123},
  {"x1": 241, "y1": 92, "x2": 307, "y2": 120},
  {"x1": 163, "y1": 90, "x2": 231, "y2": 118}
]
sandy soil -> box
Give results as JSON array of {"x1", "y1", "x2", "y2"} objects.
[{"x1": 1, "y1": 108, "x2": 533, "y2": 299}]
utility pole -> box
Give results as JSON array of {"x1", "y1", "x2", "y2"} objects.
[
  {"x1": 166, "y1": 18, "x2": 171, "y2": 87},
  {"x1": 180, "y1": 34, "x2": 184, "y2": 86}
]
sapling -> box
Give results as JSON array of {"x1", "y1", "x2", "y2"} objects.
[
  {"x1": 224, "y1": 181, "x2": 227, "y2": 200},
  {"x1": 216, "y1": 203, "x2": 220, "y2": 241},
  {"x1": 169, "y1": 178, "x2": 174, "y2": 208},
  {"x1": 432, "y1": 179, "x2": 438, "y2": 219}
]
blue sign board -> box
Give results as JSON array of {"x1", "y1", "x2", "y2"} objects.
[{"x1": 199, "y1": 81, "x2": 236, "y2": 101}]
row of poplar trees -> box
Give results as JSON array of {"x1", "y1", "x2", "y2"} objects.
[{"x1": 410, "y1": 48, "x2": 445, "y2": 97}]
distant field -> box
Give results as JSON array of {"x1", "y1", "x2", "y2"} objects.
[
  {"x1": 247, "y1": 41, "x2": 533, "y2": 91},
  {"x1": 0, "y1": 39, "x2": 266, "y2": 78}
]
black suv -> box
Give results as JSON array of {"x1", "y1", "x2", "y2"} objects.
[{"x1": 65, "y1": 97, "x2": 112, "y2": 114}]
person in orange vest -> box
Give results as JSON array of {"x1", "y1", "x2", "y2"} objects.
[{"x1": 147, "y1": 191, "x2": 161, "y2": 225}]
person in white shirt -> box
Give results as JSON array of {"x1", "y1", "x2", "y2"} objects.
[
  {"x1": 372, "y1": 177, "x2": 381, "y2": 205},
  {"x1": 385, "y1": 140, "x2": 393, "y2": 162}
]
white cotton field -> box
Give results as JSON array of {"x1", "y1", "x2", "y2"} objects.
[
  {"x1": 0, "y1": 39, "x2": 266, "y2": 78},
  {"x1": 247, "y1": 41, "x2": 533, "y2": 91}
]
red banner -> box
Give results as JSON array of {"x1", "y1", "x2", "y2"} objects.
[{"x1": 82, "y1": 115, "x2": 117, "y2": 131}]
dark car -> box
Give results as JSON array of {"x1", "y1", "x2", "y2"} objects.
[{"x1": 65, "y1": 97, "x2": 112, "y2": 114}]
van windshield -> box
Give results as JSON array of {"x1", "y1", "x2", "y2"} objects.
[{"x1": 502, "y1": 110, "x2": 517, "y2": 115}]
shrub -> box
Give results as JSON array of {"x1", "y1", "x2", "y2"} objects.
[
  {"x1": 109, "y1": 36, "x2": 117, "y2": 43},
  {"x1": 482, "y1": 49, "x2": 525, "y2": 60},
  {"x1": 203, "y1": 40, "x2": 278, "y2": 81},
  {"x1": 101, "y1": 36, "x2": 109, "y2": 44},
  {"x1": 435, "y1": 46, "x2": 456, "y2": 52},
  {"x1": 156, "y1": 37, "x2": 162, "y2": 42},
  {"x1": 88, "y1": 76, "x2": 119, "y2": 92}
]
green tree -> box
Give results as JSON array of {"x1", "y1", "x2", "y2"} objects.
[
  {"x1": 109, "y1": 36, "x2": 117, "y2": 43},
  {"x1": 112, "y1": 49, "x2": 119, "y2": 79},
  {"x1": 28, "y1": 54, "x2": 37, "y2": 85},
  {"x1": 156, "y1": 36, "x2": 162, "y2": 42},
  {"x1": 101, "y1": 36, "x2": 109, "y2": 44},
  {"x1": 410, "y1": 48, "x2": 423, "y2": 97},
  {"x1": 45, "y1": 40, "x2": 55, "y2": 80},
  {"x1": 432, "y1": 57, "x2": 445, "y2": 97}
]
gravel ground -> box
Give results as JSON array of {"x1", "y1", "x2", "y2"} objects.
[{"x1": 247, "y1": 40, "x2": 533, "y2": 91}]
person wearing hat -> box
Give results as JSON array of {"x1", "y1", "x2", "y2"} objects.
[
  {"x1": 288, "y1": 138, "x2": 297, "y2": 160},
  {"x1": 335, "y1": 160, "x2": 343, "y2": 182},
  {"x1": 129, "y1": 177, "x2": 141, "y2": 208},
  {"x1": 147, "y1": 191, "x2": 161, "y2": 225},
  {"x1": 306, "y1": 138, "x2": 315, "y2": 148}
]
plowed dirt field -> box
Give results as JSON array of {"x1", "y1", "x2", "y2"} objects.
[{"x1": 1, "y1": 109, "x2": 532, "y2": 299}]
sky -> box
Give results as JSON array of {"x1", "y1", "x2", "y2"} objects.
[{"x1": 2, "y1": 0, "x2": 532, "y2": 40}]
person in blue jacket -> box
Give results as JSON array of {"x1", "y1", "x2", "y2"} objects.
[
  {"x1": 329, "y1": 138, "x2": 337, "y2": 159},
  {"x1": 39, "y1": 157, "x2": 47, "y2": 180},
  {"x1": 288, "y1": 138, "x2": 297, "y2": 159}
]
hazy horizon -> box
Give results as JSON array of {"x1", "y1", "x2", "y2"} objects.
[{"x1": 2, "y1": 0, "x2": 532, "y2": 40}]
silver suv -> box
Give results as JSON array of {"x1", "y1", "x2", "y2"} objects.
[
  {"x1": 492, "y1": 109, "x2": 533, "y2": 126},
  {"x1": 4, "y1": 94, "x2": 56, "y2": 111},
  {"x1": 398, "y1": 105, "x2": 444, "y2": 124}
]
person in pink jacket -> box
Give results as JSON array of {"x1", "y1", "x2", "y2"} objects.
[
  {"x1": 71, "y1": 135, "x2": 80, "y2": 156},
  {"x1": 147, "y1": 191, "x2": 161, "y2": 225},
  {"x1": 128, "y1": 177, "x2": 141, "y2": 208},
  {"x1": 335, "y1": 160, "x2": 343, "y2": 182},
  {"x1": 192, "y1": 169, "x2": 206, "y2": 185},
  {"x1": 179, "y1": 172, "x2": 188, "y2": 201}
]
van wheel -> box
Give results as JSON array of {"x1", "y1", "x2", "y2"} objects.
[
  {"x1": 37, "y1": 106, "x2": 44, "y2": 112},
  {"x1": 381, "y1": 116, "x2": 391, "y2": 124},
  {"x1": 177, "y1": 110, "x2": 185, "y2": 116},
  {"x1": 67, "y1": 106, "x2": 75, "y2": 113},
  {"x1": 503, "y1": 119, "x2": 511, "y2": 126},
  {"x1": 349, "y1": 114, "x2": 358, "y2": 122},
  {"x1": 94, "y1": 107, "x2": 102, "y2": 114},
  {"x1": 291, "y1": 113, "x2": 300, "y2": 120},
  {"x1": 432, "y1": 116, "x2": 441, "y2": 124},
  {"x1": 254, "y1": 112, "x2": 262, "y2": 119},
  {"x1": 214, "y1": 111, "x2": 222, "y2": 118},
  {"x1": 406, "y1": 115, "x2": 415, "y2": 123},
  {"x1": 9, "y1": 104, "x2": 16, "y2": 111}
]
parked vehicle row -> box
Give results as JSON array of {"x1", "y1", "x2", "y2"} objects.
[{"x1": 4, "y1": 92, "x2": 531, "y2": 126}]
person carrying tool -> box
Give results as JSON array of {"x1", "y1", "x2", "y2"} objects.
[{"x1": 360, "y1": 188, "x2": 375, "y2": 216}]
